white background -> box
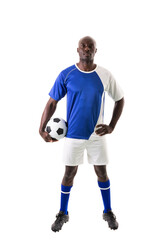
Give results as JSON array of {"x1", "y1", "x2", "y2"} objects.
[{"x1": 0, "y1": 0, "x2": 160, "y2": 239}]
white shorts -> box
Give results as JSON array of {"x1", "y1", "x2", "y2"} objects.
[{"x1": 62, "y1": 136, "x2": 109, "y2": 166}]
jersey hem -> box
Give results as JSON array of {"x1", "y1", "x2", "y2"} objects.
[{"x1": 65, "y1": 135, "x2": 89, "y2": 140}]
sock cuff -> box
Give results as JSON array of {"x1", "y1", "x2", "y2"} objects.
[
  {"x1": 98, "y1": 180, "x2": 110, "y2": 189},
  {"x1": 61, "y1": 184, "x2": 72, "y2": 194}
]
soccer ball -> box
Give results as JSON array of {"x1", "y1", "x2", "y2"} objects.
[{"x1": 46, "y1": 117, "x2": 68, "y2": 140}]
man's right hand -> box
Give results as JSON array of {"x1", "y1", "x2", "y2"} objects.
[
  {"x1": 39, "y1": 97, "x2": 58, "y2": 142},
  {"x1": 39, "y1": 131, "x2": 58, "y2": 142}
]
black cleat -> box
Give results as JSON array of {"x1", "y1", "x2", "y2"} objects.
[
  {"x1": 51, "y1": 211, "x2": 69, "y2": 232},
  {"x1": 103, "y1": 210, "x2": 119, "y2": 230}
]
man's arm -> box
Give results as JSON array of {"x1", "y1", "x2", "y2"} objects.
[
  {"x1": 39, "y1": 97, "x2": 58, "y2": 142},
  {"x1": 95, "y1": 97, "x2": 124, "y2": 136}
]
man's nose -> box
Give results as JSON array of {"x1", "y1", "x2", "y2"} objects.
[{"x1": 84, "y1": 46, "x2": 90, "y2": 52}]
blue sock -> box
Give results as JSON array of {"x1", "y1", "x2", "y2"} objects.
[
  {"x1": 60, "y1": 185, "x2": 72, "y2": 215},
  {"x1": 98, "y1": 180, "x2": 112, "y2": 213}
]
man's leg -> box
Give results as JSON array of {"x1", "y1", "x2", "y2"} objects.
[
  {"x1": 60, "y1": 166, "x2": 78, "y2": 214},
  {"x1": 94, "y1": 165, "x2": 111, "y2": 212},
  {"x1": 94, "y1": 165, "x2": 118, "y2": 230},
  {"x1": 51, "y1": 166, "x2": 78, "y2": 232},
  {"x1": 94, "y1": 165, "x2": 109, "y2": 182},
  {"x1": 62, "y1": 165, "x2": 78, "y2": 186}
]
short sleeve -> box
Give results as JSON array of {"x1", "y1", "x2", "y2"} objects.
[
  {"x1": 49, "y1": 72, "x2": 67, "y2": 101},
  {"x1": 106, "y1": 73, "x2": 124, "y2": 101}
]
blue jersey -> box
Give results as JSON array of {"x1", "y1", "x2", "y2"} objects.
[{"x1": 49, "y1": 64, "x2": 123, "y2": 140}]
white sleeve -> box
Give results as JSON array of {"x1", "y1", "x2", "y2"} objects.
[
  {"x1": 96, "y1": 66, "x2": 124, "y2": 101},
  {"x1": 106, "y1": 73, "x2": 124, "y2": 101}
]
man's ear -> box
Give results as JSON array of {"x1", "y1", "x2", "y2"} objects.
[{"x1": 77, "y1": 47, "x2": 79, "y2": 53}]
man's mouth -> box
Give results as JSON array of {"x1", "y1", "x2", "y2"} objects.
[{"x1": 84, "y1": 53, "x2": 91, "y2": 56}]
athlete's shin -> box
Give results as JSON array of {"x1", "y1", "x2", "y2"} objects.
[
  {"x1": 98, "y1": 180, "x2": 112, "y2": 213},
  {"x1": 60, "y1": 185, "x2": 72, "y2": 215}
]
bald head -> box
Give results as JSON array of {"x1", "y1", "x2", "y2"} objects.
[{"x1": 78, "y1": 36, "x2": 96, "y2": 48}]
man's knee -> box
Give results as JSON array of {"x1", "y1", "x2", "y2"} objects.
[
  {"x1": 62, "y1": 166, "x2": 78, "y2": 185},
  {"x1": 94, "y1": 165, "x2": 109, "y2": 182}
]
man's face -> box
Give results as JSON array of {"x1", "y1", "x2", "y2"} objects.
[{"x1": 77, "y1": 37, "x2": 97, "y2": 62}]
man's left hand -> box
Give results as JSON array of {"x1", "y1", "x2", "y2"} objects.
[{"x1": 95, "y1": 124, "x2": 113, "y2": 136}]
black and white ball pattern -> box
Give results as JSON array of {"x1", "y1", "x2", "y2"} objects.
[{"x1": 46, "y1": 118, "x2": 68, "y2": 140}]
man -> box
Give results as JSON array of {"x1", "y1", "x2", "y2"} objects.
[{"x1": 39, "y1": 36, "x2": 124, "y2": 232}]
